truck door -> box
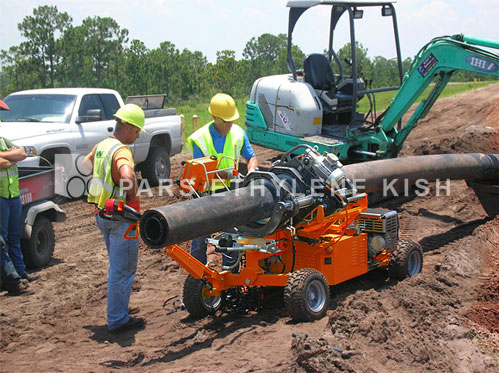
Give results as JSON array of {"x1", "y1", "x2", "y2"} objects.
[
  {"x1": 76, "y1": 93, "x2": 136, "y2": 154},
  {"x1": 76, "y1": 94, "x2": 113, "y2": 155}
]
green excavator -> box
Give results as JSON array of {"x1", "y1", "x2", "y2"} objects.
[{"x1": 245, "y1": 0, "x2": 499, "y2": 162}]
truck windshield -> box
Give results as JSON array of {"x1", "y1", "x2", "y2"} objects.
[{"x1": 0, "y1": 94, "x2": 76, "y2": 123}]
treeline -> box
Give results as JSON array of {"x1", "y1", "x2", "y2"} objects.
[{"x1": 0, "y1": 6, "x2": 494, "y2": 105}]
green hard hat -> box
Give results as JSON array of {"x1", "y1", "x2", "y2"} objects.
[{"x1": 114, "y1": 104, "x2": 145, "y2": 131}]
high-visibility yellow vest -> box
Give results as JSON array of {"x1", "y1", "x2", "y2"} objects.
[
  {"x1": 188, "y1": 122, "x2": 244, "y2": 191},
  {"x1": 0, "y1": 137, "x2": 20, "y2": 199},
  {"x1": 87, "y1": 137, "x2": 130, "y2": 209}
]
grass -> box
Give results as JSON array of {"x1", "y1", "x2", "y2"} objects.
[
  {"x1": 357, "y1": 81, "x2": 496, "y2": 113},
  {"x1": 177, "y1": 81, "x2": 496, "y2": 152}
]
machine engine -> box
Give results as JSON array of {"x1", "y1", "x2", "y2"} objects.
[{"x1": 237, "y1": 144, "x2": 358, "y2": 236}]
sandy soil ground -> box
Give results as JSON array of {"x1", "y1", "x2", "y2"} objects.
[{"x1": 1, "y1": 84, "x2": 498, "y2": 372}]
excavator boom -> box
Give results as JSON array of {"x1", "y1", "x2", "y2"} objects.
[{"x1": 378, "y1": 34, "x2": 499, "y2": 157}]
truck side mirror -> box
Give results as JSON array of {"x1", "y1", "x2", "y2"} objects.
[{"x1": 76, "y1": 109, "x2": 103, "y2": 124}]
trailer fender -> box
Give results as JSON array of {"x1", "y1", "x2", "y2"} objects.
[{"x1": 22, "y1": 201, "x2": 66, "y2": 240}]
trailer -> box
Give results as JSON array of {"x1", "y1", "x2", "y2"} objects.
[{"x1": 19, "y1": 166, "x2": 66, "y2": 268}]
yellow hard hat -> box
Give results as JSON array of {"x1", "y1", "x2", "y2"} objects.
[
  {"x1": 114, "y1": 104, "x2": 146, "y2": 131},
  {"x1": 208, "y1": 93, "x2": 239, "y2": 122}
]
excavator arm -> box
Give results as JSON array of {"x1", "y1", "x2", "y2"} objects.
[{"x1": 376, "y1": 34, "x2": 499, "y2": 157}]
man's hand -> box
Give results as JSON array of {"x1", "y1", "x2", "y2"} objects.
[{"x1": 247, "y1": 156, "x2": 259, "y2": 173}]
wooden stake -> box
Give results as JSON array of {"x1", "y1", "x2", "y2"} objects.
[{"x1": 192, "y1": 115, "x2": 198, "y2": 132}]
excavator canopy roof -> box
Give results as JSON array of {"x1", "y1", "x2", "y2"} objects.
[{"x1": 287, "y1": 0, "x2": 396, "y2": 8}]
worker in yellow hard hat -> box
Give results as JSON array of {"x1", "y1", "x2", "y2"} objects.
[
  {"x1": 187, "y1": 93, "x2": 258, "y2": 266},
  {"x1": 85, "y1": 103, "x2": 145, "y2": 333}
]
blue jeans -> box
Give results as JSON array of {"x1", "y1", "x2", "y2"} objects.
[
  {"x1": 191, "y1": 235, "x2": 238, "y2": 268},
  {"x1": 96, "y1": 215, "x2": 139, "y2": 331},
  {"x1": 0, "y1": 196, "x2": 26, "y2": 277},
  {"x1": 0, "y1": 236, "x2": 21, "y2": 291}
]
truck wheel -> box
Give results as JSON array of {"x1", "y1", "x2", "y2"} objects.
[
  {"x1": 141, "y1": 147, "x2": 171, "y2": 187},
  {"x1": 284, "y1": 268, "x2": 330, "y2": 322},
  {"x1": 22, "y1": 216, "x2": 55, "y2": 269},
  {"x1": 389, "y1": 239, "x2": 423, "y2": 280},
  {"x1": 183, "y1": 275, "x2": 222, "y2": 319}
]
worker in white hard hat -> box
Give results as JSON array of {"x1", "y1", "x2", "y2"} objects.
[{"x1": 187, "y1": 93, "x2": 258, "y2": 266}]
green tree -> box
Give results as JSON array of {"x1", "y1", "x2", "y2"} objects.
[
  {"x1": 82, "y1": 16, "x2": 127, "y2": 87},
  {"x1": 243, "y1": 33, "x2": 288, "y2": 80},
  {"x1": 123, "y1": 40, "x2": 149, "y2": 96},
  {"x1": 243, "y1": 33, "x2": 286, "y2": 65},
  {"x1": 57, "y1": 25, "x2": 90, "y2": 86},
  {"x1": 0, "y1": 46, "x2": 41, "y2": 91},
  {"x1": 148, "y1": 41, "x2": 180, "y2": 99},
  {"x1": 210, "y1": 50, "x2": 238, "y2": 96},
  {"x1": 176, "y1": 49, "x2": 209, "y2": 101},
  {"x1": 109, "y1": 27, "x2": 129, "y2": 91},
  {"x1": 336, "y1": 42, "x2": 373, "y2": 81},
  {"x1": 17, "y1": 5, "x2": 72, "y2": 88}
]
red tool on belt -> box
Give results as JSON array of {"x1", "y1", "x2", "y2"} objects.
[{"x1": 99, "y1": 199, "x2": 142, "y2": 239}]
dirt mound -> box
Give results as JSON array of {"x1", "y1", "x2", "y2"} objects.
[
  {"x1": 1, "y1": 84, "x2": 498, "y2": 372},
  {"x1": 400, "y1": 84, "x2": 499, "y2": 156}
]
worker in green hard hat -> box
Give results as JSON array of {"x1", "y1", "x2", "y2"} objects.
[{"x1": 85, "y1": 103, "x2": 146, "y2": 333}]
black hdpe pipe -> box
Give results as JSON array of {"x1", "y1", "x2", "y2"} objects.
[
  {"x1": 342, "y1": 153, "x2": 499, "y2": 216},
  {"x1": 140, "y1": 153, "x2": 499, "y2": 249},
  {"x1": 342, "y1": 153, "x2": 499, "y2": 193},
  {"x1": 140, "y1": 184, "x2": 277, "y2": 249}
]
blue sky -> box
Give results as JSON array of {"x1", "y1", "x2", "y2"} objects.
[{"x1": 1, "y1": 0, "x2": 499, "y2": 65}]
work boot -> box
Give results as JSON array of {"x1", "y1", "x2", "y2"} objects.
[
  {"x1": 7, "y1": 279, "x2": 33, "y2": 296},
  {"x1": 109, "y1": 317, "x2": 146, "y2": 333},
  {"x1": 21, "y1": 273, "x2": 41, "y2": 282}
]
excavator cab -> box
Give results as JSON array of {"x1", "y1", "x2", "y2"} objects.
[
  {"x1": 303, "y1": 52, "x2": 366, "y2": 119},
  {"x1": 246, "y1": 1, "x2": 405, "y2": 158},
  {"x1": 286, "y1": 0, "x2": 403, "y2": 128}
]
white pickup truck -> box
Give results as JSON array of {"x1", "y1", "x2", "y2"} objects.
[{"x1": 0, "y1": 88, "x2": 183, "y2": 188}]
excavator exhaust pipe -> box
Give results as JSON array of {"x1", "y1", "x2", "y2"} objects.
[{"x1": 140, "y1": 153, "x2": 499, "y2": 249}]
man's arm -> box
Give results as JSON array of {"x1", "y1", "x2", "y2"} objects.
[
  {"x1": 0, "y1": 147, "x2": 27, "y2": 163},
  {"x1": 82, "y1": 145, "x2": 97, "y2": 175},
  {"x1": 118, "y1": 164, "x2": 138, "y2": 202},
  {"x1": 112, "y1": 147, "x2": 138, "y2": 203},
  {"x1": 0, "y1": 154, "x2": 15, "y2": 169},
  {"x1": 192, "y1": 143, "x2": 205, "y2": 159},
  {"x1": 241, "y1": 132, "x2": 258, "y2": 173}
]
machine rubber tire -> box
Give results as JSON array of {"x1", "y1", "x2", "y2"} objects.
[
  {"x1": 389, "y1": 239, "x2": 423, "y2": 280},
  {"x1": 183, "y1": 275, "x2": 222, "y2": 319},
  {"x1": 284, "y1": 268, "x2": 330, "y2": 322},
  {"x1": 22, "y1": 215, "x2": 55, "y2": 269},
  {"x1": 141, "y1": 147, "x2": 171, "y2": 187}
]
